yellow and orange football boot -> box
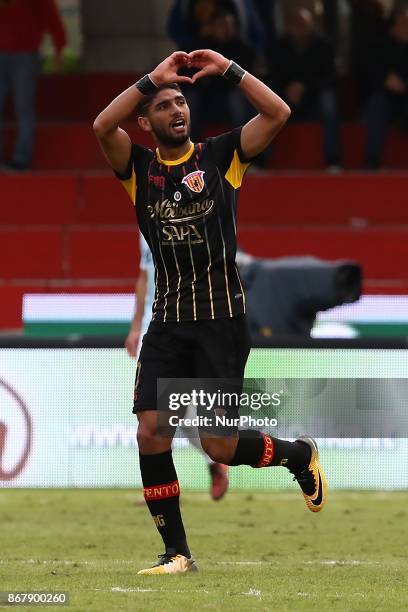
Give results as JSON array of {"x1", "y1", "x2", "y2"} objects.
[
  {"x1": 137, "y1": 553, "x2": 198, "y2": 575},
  {"x1": 292, "y1": 436, "x2": 327, "y2": 512}
]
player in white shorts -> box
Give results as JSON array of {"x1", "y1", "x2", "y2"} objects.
[{"x1": 125, "y1": 232, "x2": 228, "y2": 500}]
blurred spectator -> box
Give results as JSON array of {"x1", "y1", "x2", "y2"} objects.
[
  {"x1": 185, "y1": 8, "x2": 256, "y2": 140},
  {"x1": 253, "y1": 0, "x2": 278, "y2": 47},
  {"x1": 348, "y1": 0, "x2": 388, "y2": 97},
  {"x1": 350, "y1": 3, "x2": 408, "y2": 168},
  {"x1": 167, "y1": 0, "x2": 265, "y2": 53},
  {"x1": 0, "y1": 0, "x2": 66, "y2": 171},
  {"x1": 322, "y1": 0, "x2": 340, "y2": 48},
  {"x1": 267, "y1": 7, "x2": 341, "y2": 168}
]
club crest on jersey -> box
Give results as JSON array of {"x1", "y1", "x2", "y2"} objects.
[{"x1": 181, "y1": 170, "x2": 205, "y2": 194}]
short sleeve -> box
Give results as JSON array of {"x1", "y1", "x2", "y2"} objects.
[
  {"x1": 205, "y1": 127, "x2": 251, "y2": 190},
  {"x1": 114, "y1": 143, "x2": 152, "y2": 206}
]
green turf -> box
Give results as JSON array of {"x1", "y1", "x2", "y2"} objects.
[{"x1": 0, "y1": 489, "x2": 407, "y2": 611}]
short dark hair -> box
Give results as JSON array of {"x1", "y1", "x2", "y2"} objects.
[{"x1": 136, "y1": 82, "x2": 183, "y2": 116}]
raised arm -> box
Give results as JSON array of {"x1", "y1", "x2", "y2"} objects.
[
  {"x1": 93, "y1": 52, "x2": 192, "y2": 174},
  {"x1": 189, "y1": 49, "x2": 291, "y2": 159}
]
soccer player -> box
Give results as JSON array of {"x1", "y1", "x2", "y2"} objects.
[
  {"x1": 94, "y1": 49, "x2": 327, "y2": 575},
  {"x1": 125, "y1": 231, "x2": 229, "y2": 501}
]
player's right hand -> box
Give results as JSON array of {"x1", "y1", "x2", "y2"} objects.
[
  {"x1": 150, "y1": 52, "x2": 193, "y2": 87},
  {"x1": 125, "y1": 329, "x2": 140, "y2": 358},
  {"x1": 188, "y1": 49, "x2": 230, "y2": 83}
]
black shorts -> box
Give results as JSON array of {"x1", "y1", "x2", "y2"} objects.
[{"x1": 133, "y1": 314, "x2": 251, "y2": 413}]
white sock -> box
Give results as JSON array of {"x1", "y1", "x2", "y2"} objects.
[
  {"x1": 180, "y1": 404, "x2": 214, "y2": 466},
  {"x1": 186, "y1": 433, "x2": 213, "y2": 466}
]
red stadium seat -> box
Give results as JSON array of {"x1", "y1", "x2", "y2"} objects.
[
  {"x1": 4, "y1": 123, "x2": 151, "y2": 171},
  {"x1": 78, "y1": 176, "x2": 137, "y2": 224},
  {"x1": 0, "y1": 175, "x2": 77, "y2": 224},
  {"x1": 4, "y1": 122, "x2": 408, "y2": 171},
  {"x1": 4, "y1": 73, "x2": 408, "y2": 329},
  {"x1": 239, "y1": 175, "x2": 408, "y2": 226},
  {"x1": 0, "y1": 228, "x2": 63, "y2": 278},
  {"x1": 67, "y1": 228, "x2": 139, "y2": 278},
  {"x1": 237, "y1": 228, "x2": 408, "y2": 281}
]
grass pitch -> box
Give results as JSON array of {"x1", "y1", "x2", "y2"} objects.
[{"x1": 0, "y1": 489, "x2": 407, "y2": 611}]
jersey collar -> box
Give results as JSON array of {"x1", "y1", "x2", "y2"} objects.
[{"x1": 156, "y1": 142, "x2": 195, "y2": 166}]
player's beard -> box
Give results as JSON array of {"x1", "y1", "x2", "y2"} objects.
[{"x1": 152, "y1": 119, "x2": 191, "y2": 148}]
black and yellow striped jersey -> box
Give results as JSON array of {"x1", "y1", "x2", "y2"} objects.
[{"x1": 116, "y1": 127, "x2": 251, "y2": 322}]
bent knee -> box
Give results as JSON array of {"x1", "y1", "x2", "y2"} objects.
[
  {"x1": 206, "y1": 448, "x2": 227, "y2": 464},
  {"x1": 136, "y1": 412, "x2": 174, "y2": 454},
  {"x1": 200, "y1": 438, "x2": 235, "y2": 464},
  {"x1": 137, "y1": 424, "x2": 158, "y2": 447},
  {"x1": 136, "y1": 413, "x2": 159, "y2": 447}
]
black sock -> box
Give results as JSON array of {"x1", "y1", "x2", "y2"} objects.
[
  {"x1": 229, "y1": 431, "x2": 310, "y2": 471},
  {"x1": 139, "y1": 450, "x2": 190, "y2": 558},
  {"x1": 268, "y1": 438, "x2": 311, "y2": 472},
  {"x1": 228, "y1": 430, "x2": 266, "y2": 466}
]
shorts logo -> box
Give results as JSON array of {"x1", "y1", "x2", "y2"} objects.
[
  {"x1": 181, "y1": 170, "x2": 205, "y2": 193},
  {"x1": 134, "y1": 361, "x2": 141, "y2": 401}
]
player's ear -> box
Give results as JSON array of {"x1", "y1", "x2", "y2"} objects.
[{"x1": 138, "y1": 116, "x2": 152, "y2": 133}]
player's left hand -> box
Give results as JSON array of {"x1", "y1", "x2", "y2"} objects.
[{"x1": 188, "y1": 49, "x2": 230, "y2": 83}]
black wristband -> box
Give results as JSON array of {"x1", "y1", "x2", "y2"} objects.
[
  {"x1": 135, "y1": 74, "x2": 158, "y2": 95},
  {"x1": 222, "y1": 60, "x2": 246, "y2": 85}
]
